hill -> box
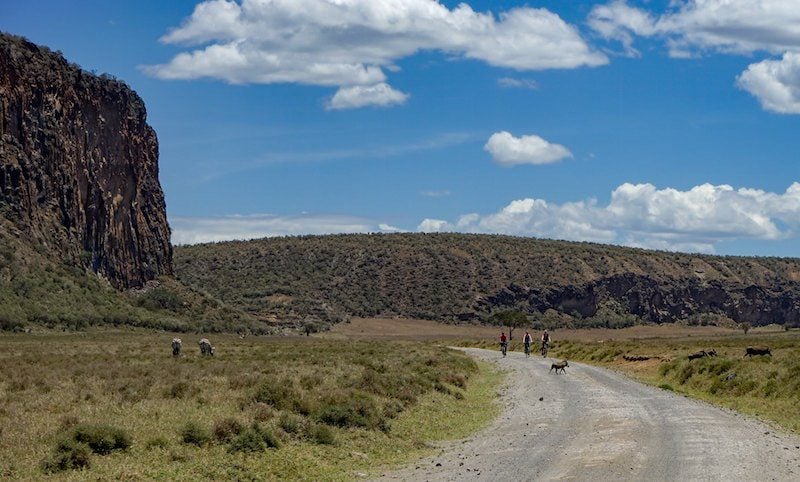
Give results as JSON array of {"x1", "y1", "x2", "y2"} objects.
[{"x1": 174, "y1": 233, "x2": 800, "y2": 329}]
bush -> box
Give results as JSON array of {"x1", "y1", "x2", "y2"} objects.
[
  {"x1": 228, "y1": 423, "x2": 280, "y2": 453},
  {"x1": 145, "y1": 436, "x2": 169, "y2": 450},
  {"x1": 213, "y1": 418, "x2": 244, "y2": 443},
  {"x1": 316, "y1": 390, "x2": 385, "y2": 430},
  {"x1": 180, "y1": 421, "x2": 212, "y2": 446},
  {"x1": 164, "y1": 381, "x2": 197, "y2": 400},
  {"x1": 41, "y1": 439, "x2": 91, "y2": 473},
  {"x1": 309, "y1": 423, "x2": 336, "y2": 445},
  {"x1": 68, "y1": 424, "x2": 131, "y2": 455},
  {"x1": 279, "y1": 412, "x2": 306, "y2": 435}
]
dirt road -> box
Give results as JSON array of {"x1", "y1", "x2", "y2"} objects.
[{"x1": 378, "y1": 348, "x2": 800, "y2": 481}]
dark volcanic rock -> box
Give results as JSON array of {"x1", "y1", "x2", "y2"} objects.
[{"x1": 0, "y1": 33, "x2": 172, "y2": 288}]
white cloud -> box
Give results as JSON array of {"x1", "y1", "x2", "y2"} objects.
[
  {"x1": 145, "y1": 0, "x2": 606, "y2": 109},
  {"x1": 171, "y1": 213, "x2": 385, "y2": 244},
  {"x1": 326, "y1": 83, "x2": 409, "y2": 110},
  {"x1": 421, "y1": 189, "x2": 451, "y2": 198},
  {"x1": 737, "y1": 52, "x2": 800, "y2": 114},
  {"x1": 587, "y1": 0, "x2": 656, "y2": 56},
  {"x1": 417, "y1": 218, "x2": 450, "y2": 232},
  {"x1": 497, "y1": 77, "x2": 539, "y2": 90},
  {"x1": 484, "y1": 131, "x2": 572, "y2": 166},
  {"x1": 589, "y1": 0, "x2": 800, "y2": 57},
  {"x1": 416, "y1": 182, "x2": 800, "y2": 253},
  {"x1": 588, "y1": 1, "x2": 800, "y2": 113},
  {"x1": 378, "y1": 223, "x2": 405, "y2": 232}
]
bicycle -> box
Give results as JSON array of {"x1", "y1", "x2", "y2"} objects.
[
  {"x1": 524, "y1": 342, "x2": 531, "y2": 358},
  {"x1": 541, "y1": 342, "x2": 549, "y2": 358},
  {"x1": 500, "y1": 341, "x2": 508, "y2": 357}
]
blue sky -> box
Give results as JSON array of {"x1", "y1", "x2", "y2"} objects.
[{"x1": 3, "y1": 1, "x2": 800, "y2": 256}]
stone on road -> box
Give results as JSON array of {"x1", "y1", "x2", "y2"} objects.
[{"x1": 378, "y1": 348, "x2": 800, "y2": 481}]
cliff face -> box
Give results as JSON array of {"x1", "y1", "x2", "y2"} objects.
[{"x1": 0, "y1": 33, "x2": 172, "y2": 288}]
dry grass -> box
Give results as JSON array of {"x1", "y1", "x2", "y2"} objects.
[{"x1": 0, "y1": 331, "x2": 499, "y2": 480}]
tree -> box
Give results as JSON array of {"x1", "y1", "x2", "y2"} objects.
[
  {"x1": 489, "y1": 310, "x2": 528, "y2": 340},
  {"x1": 740, "y1": 322, "x2": 751, "y2": 335}
]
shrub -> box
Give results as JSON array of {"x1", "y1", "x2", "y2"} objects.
[
  {"x1": 279, "y1": 412, "x2": 306, "y2": 435},
  {"x1": 164, "y1": 381, "x2": 198, "y2": 400},
  {"x1": 658, "y1": 383, "x2": 674, "y2": 391},
  {"x1": 69, "y1": 424, "x2": 131, "y2": 455},
  {"x1": 41, "y1": 439, "x2": 91, "y2": 473},
  {"x1": 213, "y1": 418, "x2": 244, "y2": 443},
  {"x1": 228, "y1": 423, "x2": 280, "y2": 453},
  {"x1": 180, "y1": 421, "x2": 212, "y2": 446},
  {"x1": 316, "y1": 390, "x2": 385, "y2": 430},
  {"x1": 309, "y1": 423, "x2": 336, "y2": 445},
  {"x1": 145, "y1": 436, "x2": 169, "y2": 450}
]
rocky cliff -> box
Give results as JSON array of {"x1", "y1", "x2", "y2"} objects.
[{"x1": 0, "y1": 33, "x2": 172, "y2": 288}]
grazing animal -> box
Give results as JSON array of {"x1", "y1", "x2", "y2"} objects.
[
  {"x1": 171, "y1": 338, "x2": 182, "y2": 357},
  {"x1": 688, "y1": 350, "x2": 708, "y2": 361},
  {"x1": 550, "y1": 360, "x2": 569, "y2": 374},
  {"x1": 705, "y1": 349, "x2": 717, "y2": 357},
  {"x1": 199, "y1": 338, "x2": 215, "y2": 357},
  {"x1": 744, "y1": 346, "x2": 771, "y2": 357}
]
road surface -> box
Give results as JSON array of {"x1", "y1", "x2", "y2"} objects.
[{"x1": 378, "y1": 348, "x2": 800, "y2": 481}]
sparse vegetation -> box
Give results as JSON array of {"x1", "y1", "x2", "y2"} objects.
[
  {"x1": 548, "y1": 332, "x2": 800, "y2": 432},
  {"x1": 174, "y1": 233, "x2": 800, "y2": 329},
  {"x1": 0, "y1": 332, "x2": 499, "y2": 479}
]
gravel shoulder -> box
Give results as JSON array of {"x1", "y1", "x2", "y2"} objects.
[{"x1": 377, "y1": 347, "x2": 800, "y2": 481}]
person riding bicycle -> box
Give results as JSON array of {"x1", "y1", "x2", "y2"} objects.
[
  {"x1": 523, "y1": 331, "x2": 532, "y2": 349},
  {"x1": 541, "y1": 329, "x2": 550, "y2": 353},
  {"x1": 522, "y1": 331, "x2": 533, "y2": 357}
]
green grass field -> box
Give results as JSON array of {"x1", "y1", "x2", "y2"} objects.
[{"x1": 0, "y1": 332, "x2": 500, "y2": 480}]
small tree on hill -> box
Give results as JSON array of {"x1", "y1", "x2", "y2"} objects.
[
  {"x1": 489, "y1": 310, "x2": 528, "y2": 341},
  {"x1": 740, "y1": 322, "x2": 751, "y2": 335}
]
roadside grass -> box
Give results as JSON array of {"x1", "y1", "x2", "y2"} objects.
[
  {"x1": 0, "y1": 332, "x2": 500, "y2": 480},
  {"x1": 547, "y1": 331, "x2": 800, "y2": 432}
]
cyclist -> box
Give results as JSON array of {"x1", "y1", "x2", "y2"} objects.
[
  {"x1": 522, "y1": 331, "x2": 532, "y2": 357},
  {"x1": 499, "y1": 332, "x2": 508, "y2": 356},
  {"x1": 541, "y1": 329, "x2": 550, "y2": 357}
]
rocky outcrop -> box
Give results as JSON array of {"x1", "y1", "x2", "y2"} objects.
[
  {"x1": 476, "y1": 273, "x2": 800, "y2": 325},
  {"x1": 0, "y1": 33, "x2": 172, "y2": 288}
]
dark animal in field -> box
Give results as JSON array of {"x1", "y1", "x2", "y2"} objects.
[
  {"x1": 744, "y1": 346, "x2": 771, "y2": 357},
  {"x1": 171, "y1": 338, "x2": 182, "y2": 357},
  {"x1": 550, "y1": 360, "x2": 569, "y2": 374},
  {"x1": 199, "y1": 338, "x2": 215, "y2": 356},
  {"x1": 688, "y1": 350, "x2": 709, "y2": 360},
  {"x1": 705, "y1": 349, "x2": 717, "y2": 357}
]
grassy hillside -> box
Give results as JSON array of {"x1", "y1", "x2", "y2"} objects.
[
  {"x1": 0, "y1": 222, "x2": 267, "y2": 333},
  {"x1": 174, "y1": 233, "x2": 800, "y2": 328},
  {"x1": 0, "y1": 332, "x2": 498, "y2": 480}
]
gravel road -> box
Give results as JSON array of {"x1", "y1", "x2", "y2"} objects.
[{"x1": 378, "y1": 347, "x2": 800, "y2": 481}]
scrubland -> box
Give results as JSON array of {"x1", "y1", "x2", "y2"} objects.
[{"x1": 0, "y1": 332, "x2": 499, "y2": 480}]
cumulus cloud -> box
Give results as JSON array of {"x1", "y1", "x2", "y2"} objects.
[
  {"x1": 588, "y1": 1, "x2": 800, "y2": 112},
  {"x1": 417, "y1": 218, "x2": 450, "y2": 232},
  {"x1": 737, "y1": 52, "x2": 800, "y2": 114},
  {"x1": 589, "y1": 0, "x2": 800, "y2": 57},
  {"x1": 416, "y1": 182, "x2": 800, "y2": 253},
  {"x1": 171, "y1": 213, "x2": 387, "y2": 244},
  {"x1": 326, "y1": 83, "x2": 409, "y2": 110},
  {"x1": 484, "y1": 131, "x2": 572, "y2": 166},
  {"x1": 145, "y1": 0, "x2": 606, "y2": 108}
]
